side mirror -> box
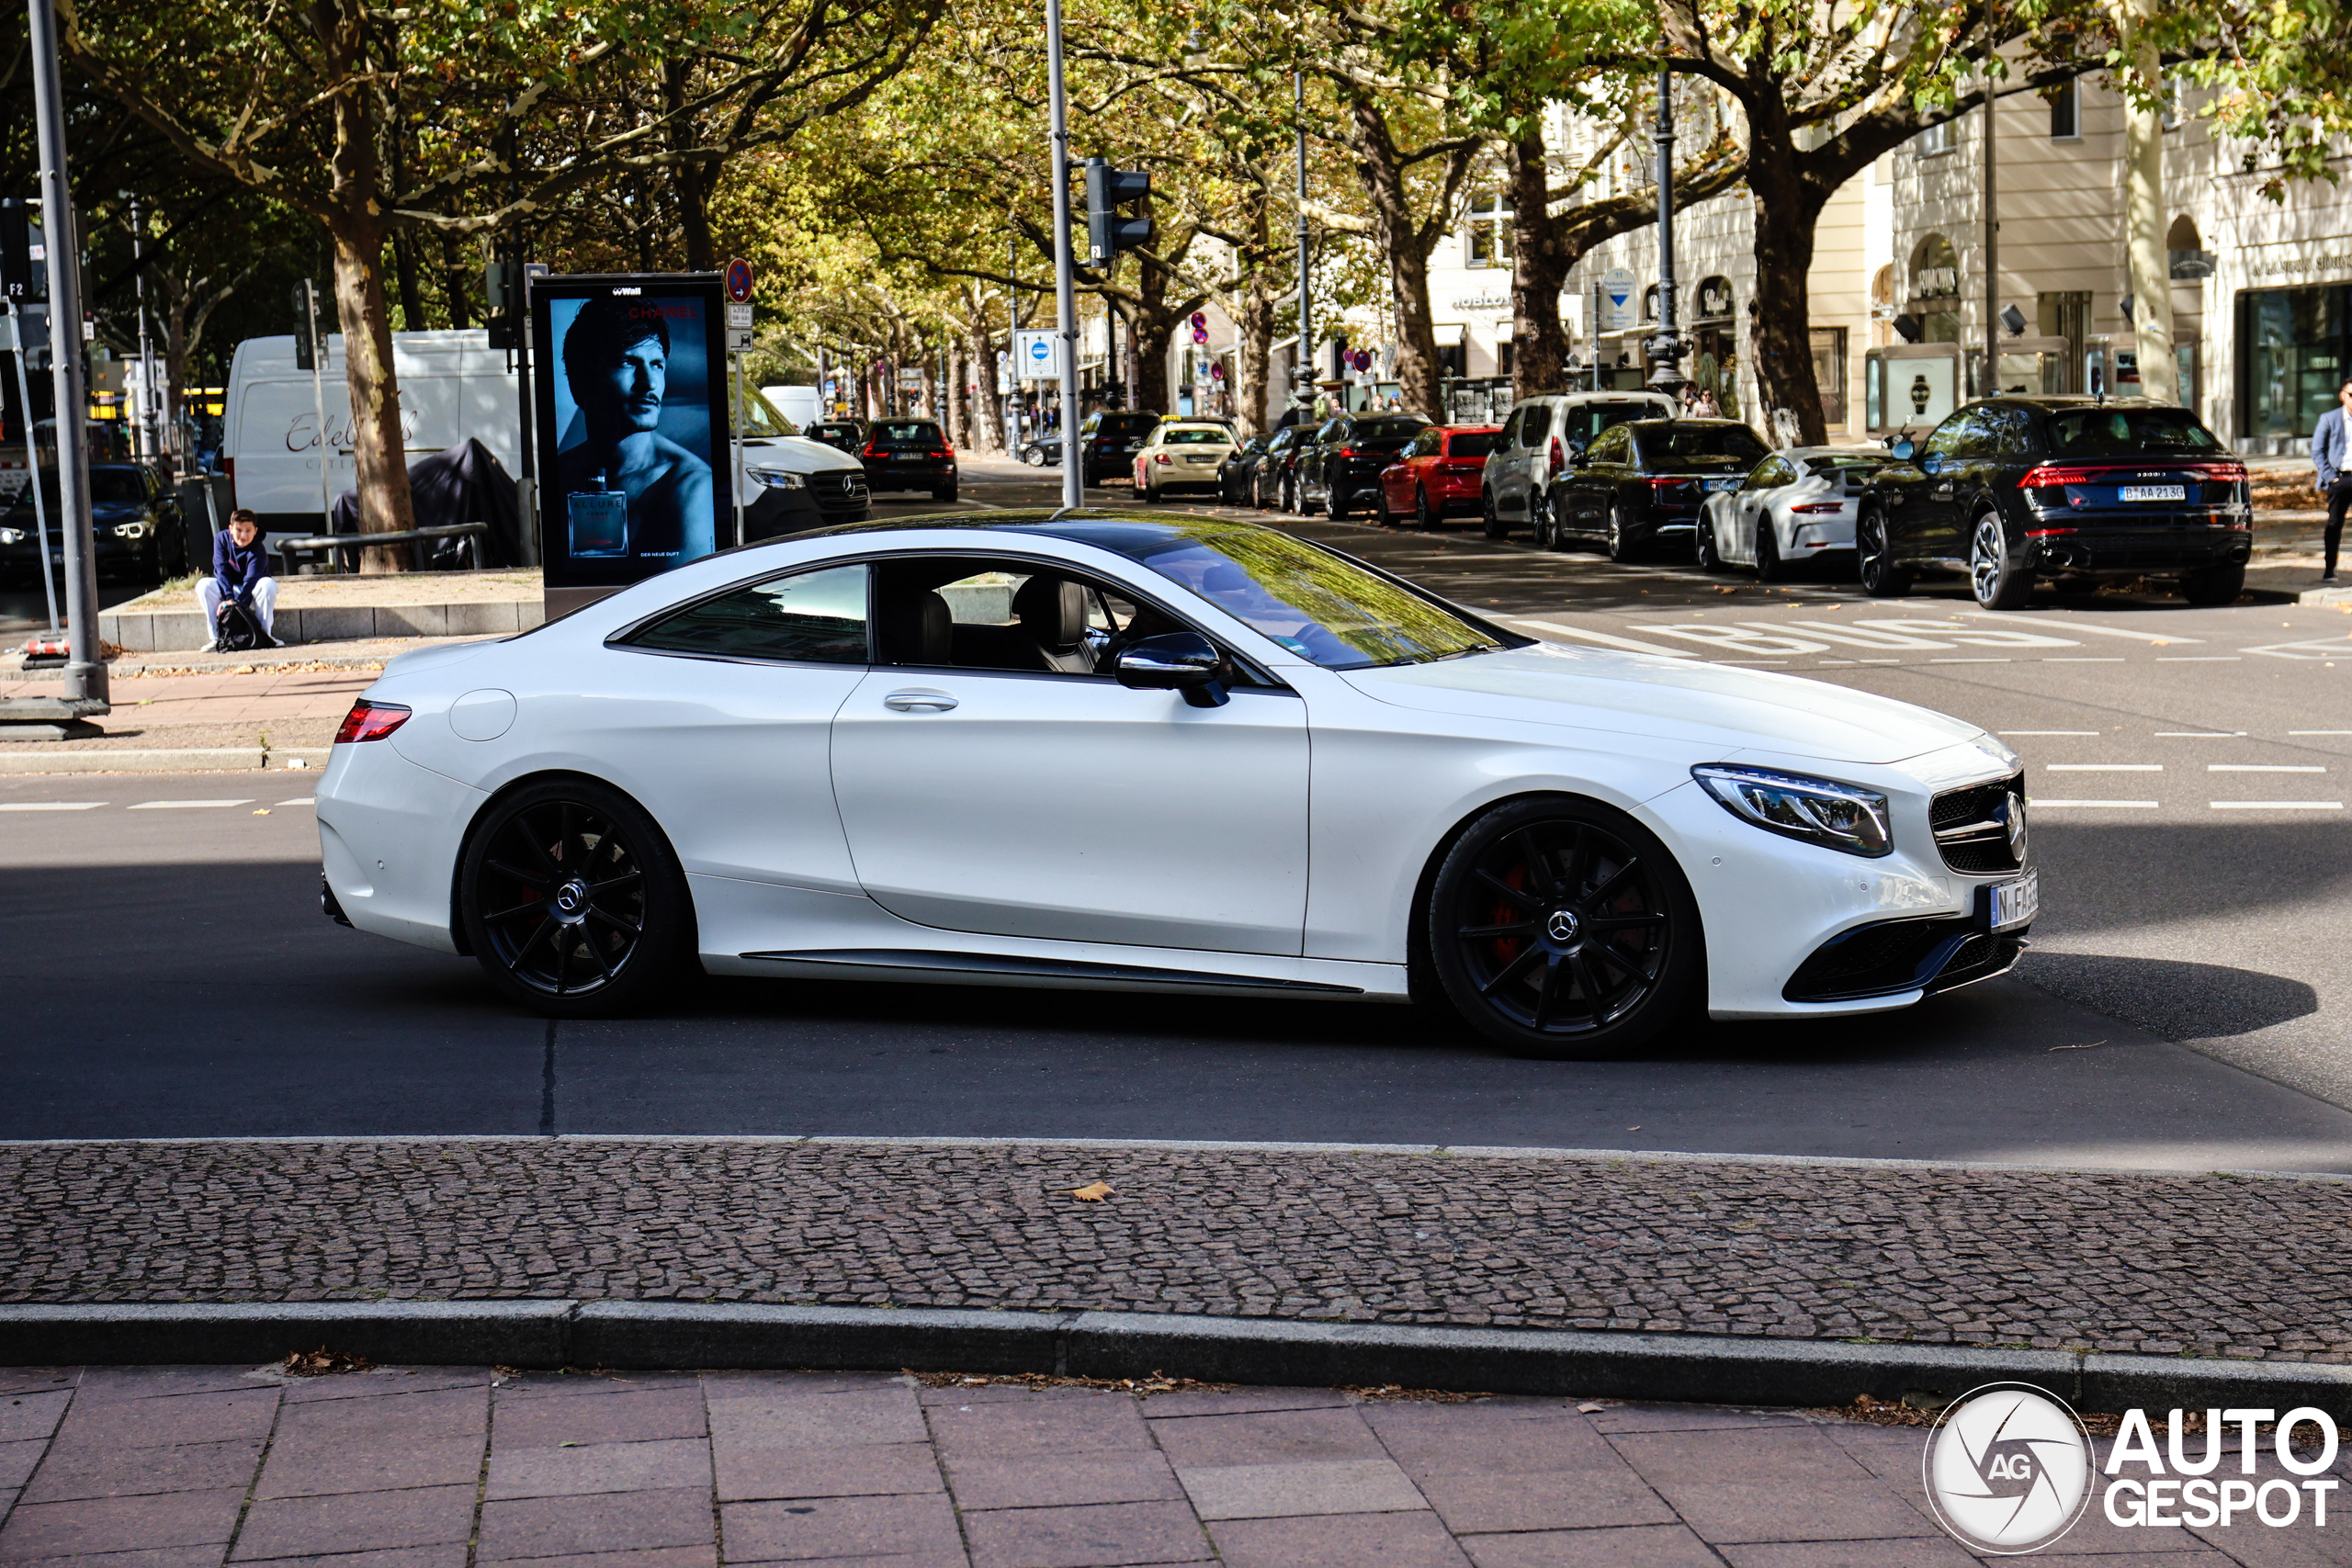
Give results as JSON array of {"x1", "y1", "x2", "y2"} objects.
[
  {"x1": 1919, "y1": 453, "x2": 1942, "y2": 477},
  {"x1": 1890, "y1": 438, "x2": 1917, "y2": 462},
  {"x1": 1116, "y1": 631, "x2": 1230, "y2": 708}
]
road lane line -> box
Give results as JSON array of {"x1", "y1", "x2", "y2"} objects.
[
  {"x1": 2047, "y1": 764, "x2": 2162, "y2": 772},
  {"x1": 2210, "y1": 801, "x2": 2343, "y2": 810},
  {"x1": 2001, "y1": 730, "x2": 2101, "y2": 736},
  {"x1": 1930, "y1": 658, "x2": 2011, "y2": 663},
  {"x1": 2290, "y1": 730, "x2": 2352, "y2": 735},
  {"x1": 2210, "y1": 765, "x2": 2327, "y2": 773},
  {"x1": 2033, "y1": 800, "x2": 2159, "y2": 808},
  {"x1": 2155, "y1": 731, "x2": 2243, "y2": 738},
  {"x1": 1963, "y1": 610, "x2": 2201, "y2": 643},
  {"x1": 1504, "y1": 619, "x2": 1701, "y2": 658},
  {"x1": 128, "y1": 799, "x2": 255, "y2": 809},
  {"x1": 278, "y1": 796, "x2": 316, "y2": 806},
  {"x1": 2042, "y1": 657, "x2": 2124, "y2": 662},
  {"x1": 2159, "y1": 656, "x2": 2241, "y2": 661},
  {"x1": 0, "y1": 802, "x2": 107, "y2": 811}
]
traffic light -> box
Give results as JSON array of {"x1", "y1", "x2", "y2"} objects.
[
  {"x1": 1083, "y1": 157, "x2": 1152, "y2": 267},
  {"x1": 0, "y1": 200, "x2": 43, "y2": 302},
  {"x1": 292, "y1": 280, "x2": 322, "y2": 370}
]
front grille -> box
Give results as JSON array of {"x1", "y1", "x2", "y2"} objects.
[
  {"x1": 1932, "y1": 773, "x2": 2025, "y2": 874},
  {"x1": 814, "y1": 473, "x2": 869, "y2": 514}
]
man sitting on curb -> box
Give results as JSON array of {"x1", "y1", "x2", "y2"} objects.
[{"x1": 197, "y1": 508, "x2": 281, "y2": 650}]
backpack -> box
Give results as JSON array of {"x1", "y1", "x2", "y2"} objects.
[{"x1": 215, "y1": 601, "x2": 275, "y2": 653}]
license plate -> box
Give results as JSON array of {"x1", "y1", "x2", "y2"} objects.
[
  {"x1": 893, "y1": 453, "x2": 922, "y2": 461},
  {"x1": 2120, "y1": 484, "x2": 2185, "y2": 502},
  {"x1": 1986, "y1": 870, "x2": 2039, "y2": 931},
  {"x1": 1707, "y1": 479, "x2": 1738, "y2": 491}
]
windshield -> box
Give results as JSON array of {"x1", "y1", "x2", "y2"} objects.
[
  {"x1": 1558, "y1": 402, "x2": 1657, "y2": 448},
  {"x1": 735, "y1": 386, "x2": 800, "y2": 439},
  {"x1": 1091, "y1": 521, "x2": 1501, "y2": 670},
  {"x1": 1095, "y1": 414, "x2": 1159, "y2": 437},
  {"x1": 2043, "y1": 408, "x2": 2223, "y2": 457},
  {"x1": 1447, "y1": 433, "x2": 1502, "y2": 459},
  {"x1": 1352, "y1": 418, "x2": 1428, "y2": 442},
  {"x1": 1162, "y1": 428, "x2": 1230, "y2": 445},
  {"x1": 8, "y1": 470, "x2": 147, "y2": 510},
  {"x1": 1635, "y1": 424, "x2": 1770, "y2": 469},
  {"x1": 1814, "y1": 455, "x2": 1884, "y2": 473},
  {"x1": 873, "y1": 421, "x2": 942, "y2": 444}
]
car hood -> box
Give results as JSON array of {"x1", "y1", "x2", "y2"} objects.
[
  {"x1": 1340, "y1": 642, "x2": 1981, "y2": 766},
  {"x1": 743, "y1": 435, "x2": 864, "y2": 473}
]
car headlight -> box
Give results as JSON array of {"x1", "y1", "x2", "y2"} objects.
[
  {"x1": 0, "y1": 528, "x2": 21, "y2": 544},
  {"x1": 745, "y1": 468, "x2": 806, "y2": 491},
  {"x1": 112, "y1": 519, "x2": 153, "y2": 539},
  {"x1": 1691, "y1": 764, "x2": 1893, "y2": 858}
]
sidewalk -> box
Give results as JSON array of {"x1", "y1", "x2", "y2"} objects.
[
  {"x1": 7, "y1": 1137, "x2": 2349, "y2": 1364},
  {"x1": 2, "y1": 1361, "x2": 2344, "y2": 1565}
]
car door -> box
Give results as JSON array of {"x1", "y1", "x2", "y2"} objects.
[
  {"x1": 829, "y1": 555, "x2": 1311, "y2": 955},
  {"x1": 1734, "y1": 456, "x2": 1793, "y2": 563},
  {"x1": 1878, "y1": 411, "x2": 1964, "y2": 562},
  {"x1": 1489, "y1": 407, "x2": 1528, "y2": 517},
  {"x1": 1911, "y1": 409, "x2": 1988, "y2": 560},
  {"x1": 1569, "y1": 423, "x2": 1631, "y2": 535}
]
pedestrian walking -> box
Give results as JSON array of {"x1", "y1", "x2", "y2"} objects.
[
  {"x1": 2312, "y1": 376, "x2": 2352, "y2": 582},
  {"x1": 1692, "y1": 386, "x2": 1723, "y2": 419}
]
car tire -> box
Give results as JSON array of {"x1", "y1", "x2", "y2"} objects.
[
  {"x1": 2179, "y1": 562, "x2": 2245, "y2": 606},
  {"x1": 1416, "y1": 488, "x2": 1439, "y2": 532},
  {"x1": 1283, "y1": 477, "x2": 1298, "y2": 514},
  {"x1": 1482, "y1": 491, "x2": 1506, "y2": 539},
  {"x1": 1969, "y1": 512, "x2": 2032, "y2": 610},
  {"x1": 459, "y1": 777, "x2": 696, "y2": 1020},
  {"x1": 1695, "y1": 509, "x2": 1724, "y2": 572},
  {"x1": 1857, "y1": 508, "x2": 1912, "y2": 598},
  {"x1": 1025, "y1": 447, "x2": 1045, "y2": 467},
  {"x1": 1428, "y1": 795, "x2": 1703, "y2": 1060},
  {"x1": 1606, "y1": 503, "x2": 1634, "y2": 563},
  {"x1": 1329, "y1": 484, "x2": 1350, "y2": 522},
  {"x1": 1754, "y1": 523, "x2": 1787, "y2": 583},
  {"x1": 1147, "y1": 481, "x2": 1167, "y2": 502},
  {"x1": 934, "y1": 484, "x2": 958, "y2": 503},
  {"x1": 1375, "y1": 485, "x2": 1396, "y2": 526}
]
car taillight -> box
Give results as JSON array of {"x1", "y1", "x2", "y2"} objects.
[
  {"x1": 334, "y1": 700, "x2": 411, "y2": 744},
  {"x1": 1649, "y1": 478, "x2": 1685, "y2": 491},
  {"x1": 1338, "y1": 446, "x2": 1363, "y2": 457},
  {"x1": 1154, "y1": 453, "x2": 1170, "y2": 464},
  {"x1": 2196, "y1": 460, "x2": 2248, "y2": 483},
  {"x1": 1549, "y1": 436, "x2": 1566, "y2": 471},
  {"x1": 1791, "y1": 502, "x2": 1844, "y2": 513},
  {"x1": 2018, "y1": 463, "x2": 2109, "y2": 489},
  {"x1": 860, "y1": 443, "x2": 882, "y2": 457}
]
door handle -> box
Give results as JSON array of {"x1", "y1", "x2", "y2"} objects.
[
  {"x1": 883, "y1": 690, "x2": 957, "y2": 713},
  {"x1": 1931, "y1": 484, "x2": 1952, "y2": 497}
]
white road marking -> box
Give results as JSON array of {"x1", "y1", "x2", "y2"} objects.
[
  {"x1": 2210, "y1": 765, "x2": 2327, "y2": 773},
  {"x1": 1963, "y1": 610, "x2": 2200, "y2": 644},
  {"x1": 2290, "y1": 730, "x2": 2352, "y2": 735},
  {"x1": 278, "y1": 796, "x2": 317, "y2": 806},
  {"x1": 1931, "y1": 658, "x2": 2012, "y2": 664},
  {"x1": 2033, "y1": 799, "x2": 2159, "y2": 808},
  {"x1": 1505, "y1": 619, "x2": 1700, "y2": 659},
  {"x1": 2211, "y1": 801, "x2": 2343, "y2": 810},
  {"x1": 128, "y1": 799, "x2": 254, "y2": 809},
  {"x1": 2048, "y1": 763, "x2": 2162, "y2": 772},
  {"x1": 2043, "y1": 657, "x2": 2124, "y2": 662},
  {"x1": 2158, "y1": 656, "x2": 2241, "y2": 662},
  {"x1": 0, "y1": 801, "x2": 107, "y2": 811},
  {"x1": 2001, "y1": 730, "x2": 2101, "y2": 736},
  {"x1": 2155, "y1": 732, "x2": 2243, "y2": 738}
]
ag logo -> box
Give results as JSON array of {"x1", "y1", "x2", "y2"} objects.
[{"x1": 1922, "y1": 1383, "x2": 2094, "y2": 1554}]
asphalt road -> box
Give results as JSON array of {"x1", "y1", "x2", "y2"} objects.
[{"x1": 6, "y1": 459, "x2": 2348, "y2": 1172}]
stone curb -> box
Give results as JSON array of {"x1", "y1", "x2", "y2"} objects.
[{"x1": 8, "y1": 1303, "x2": 2352, "y2": 1418}]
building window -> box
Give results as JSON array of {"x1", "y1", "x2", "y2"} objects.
[
  {"x1": 1466, "y1": 193, "x2": 1513, "y2": 267},
  {"x1": 1811, "y1": 328, "x2": 1848, "y2": 426},
  {"x1": 2049, "y1": 79, "x2": 2080, "y2": 140},
  {"x1": 2238, "y1": 286, "x2": 2352, "y2": 441},
  {"x1": 1916, "y1": 118, "x2": 1955, "y2": 157}
]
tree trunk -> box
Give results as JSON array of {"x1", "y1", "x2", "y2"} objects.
[
  {"x1": 437, "y1": 226, "x2": 471, "y2": 330},
  {"x1": 1507, "y1": 128, "x2": 1574, "y2": 400},
  {"x1": 1347, "y1": 96, "x2": 1443, "y2": 421},
  {"x1": 323, "y1": 2, "x2": 416, "y2": 570},
  {"x1": 662, "y1": 60, "x2": 718, "y2": 271},
  {"x1": 1746, "y1": 147, "x2": 1829, "y2": 446},
  {"x1": 1234, "y1": 259, "x2": 1275, "y2": 438},
  {"x1": 966, "y1": 300, "x2": 1004, "y2": 454},
  {"x1": 920, "y1": 348, "x2": 939, "y2": 429},
  {"x1": 390, "y1": 231, "x2": 426, "y2": 332}
]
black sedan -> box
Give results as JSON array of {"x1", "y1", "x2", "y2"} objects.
[
  {"x1": 857, "y1": 419, "x2": 958, "y2": 501},
  {"x1": 1251, "y1": 424, "x2": 1313, "y2": 509},
  {"x1": 1016, "y1": 436, "x2": 1063, "y2": 468},
  {"x1": 0, "y1": 463, "x2": 188, "y2": 584},
  {"x1": 1547, "y1": 419, "x2": 1770, "y2": 561},
  {"x1": 1219, "y1": 435, "x2": 1269, "y2": 502},
  {"x1": 806, "y1": 420, "x2": 868, "y2": 454},
  {"x1": 1292, "y1": 414, "x2": 1430, "y2": 520},
  {"x1": 1077, "y1": 410, "x2": 1161, "y2": 487},
  {"x1": 1857, "y1": 396, "x2": 2252, "y2": 608}
]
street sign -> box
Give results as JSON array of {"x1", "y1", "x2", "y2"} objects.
[
  {"x1": 725, "y1": 300, "x2": 754, "y2": 352},
  {"x1": 1599, "y1": 268, "x2": 1638, "y2": 334},
  {"x1": 1191, "y1": 325, "x2": 1208, "y2": 344},
  {"x1": 724, "y1": 258, "x2": 754, "y2": 303},
  {"x1": 1015, "y1": 328, "x2": 1057, "y2": 382},
  {"x1": 1209, "y1": 362, "x2": 1225, "y2": 381}
]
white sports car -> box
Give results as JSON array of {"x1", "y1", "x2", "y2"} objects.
[
  {"x1": 1697, "y1": 446, "x2": 1887, "y2": 581},
  {"x1": 317, "y1": 511, "x2": 2036, "y2": 1057}
]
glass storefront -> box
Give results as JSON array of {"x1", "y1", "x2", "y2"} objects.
[{"x1": 2236, "y1": 285, "x2": 2352, "y2": 441}]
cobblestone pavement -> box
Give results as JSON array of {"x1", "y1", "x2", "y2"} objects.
[
  {"x1": 6, "y1": 1139, "x2": 2350, "y2": 1362},
  {"x1": 5, "y1": 1363, "x2": 2349, "y2": 1566}
]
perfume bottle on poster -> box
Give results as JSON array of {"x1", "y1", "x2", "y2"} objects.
[{"x1": 568, "y1": 471, "x2": 629, "y2": 558}]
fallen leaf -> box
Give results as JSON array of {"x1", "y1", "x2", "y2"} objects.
[
  {"x1": 252, "y1": 809, "x2": 270, "y2": 816},
  {"x1": 1627, "y1": 1125, "x2": 1642, "y2": 1132},
  {"x1": 1714, "y1": 585, "x2": 1736, "y2": 594},
  {"x1": 1577, "y1": 1402, "x2": 1607, "y2": 1414},
  {"x1": 282, "y1": 1347, "x2": 373, "y2": 1377},
  {"x1": 2050, "y1": 1040, "x2": 2105, "y2": 1052},
  {"x1": 1069, "y1": 1180, "x2": 1115, "y2": 1201}
]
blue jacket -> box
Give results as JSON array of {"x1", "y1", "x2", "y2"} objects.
[
  {"x1": 212, "y1": 529, "x2": 270, "y2": 607},
  {"x1": 2313, "y1": 407, "x2": 2350, "y2": 491}
]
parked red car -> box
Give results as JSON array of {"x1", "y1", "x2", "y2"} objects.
[{"x1": 1375, "y1": 424, "x2": 1504, "y2": 530}]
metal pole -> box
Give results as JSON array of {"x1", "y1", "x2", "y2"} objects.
[
  {"x1": 1046, "y1": 0, "x2": 1083, "y2": 507},
  {"x1": 1295, "y1": 72, "x2": 1312, "y2": 415},
  {"x1": 130, "y1": 195, "x2": 156, "y2": 468},
  {"x1": 27, "y1": 0, "x2": 105, "y2": 703},
  {"x1": 305, "y1": 279, "x2": 333, "y2": 539},
  {"x1": 1983, "y1": 60, "x2": 1999, "y2": 397},
  {"x1": 1645, "y1": 67, "x2": 1685, "y2": 396},
  {"x1": 1008, "y1": 231, "x2": 1020, "y2": 451},
  {"x1": 6, "y1": 304, "x2": 59, "y2": 634}
]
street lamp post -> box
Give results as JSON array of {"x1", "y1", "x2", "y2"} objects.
[
  {"x1": 1644, "y1": 67, "x2": 1687, "y2": 398},
  {"x1": 1295, "y1": 72, "x2": 1312, "y2": 416},
  {"x1": 1044, "y1": 0, "x2": 1084, "y2": 507}
]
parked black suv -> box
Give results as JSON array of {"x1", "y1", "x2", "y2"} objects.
[
  {"x1": 857, "y1": 419, "x2": 957, "y2": 501},
  {"x1": 1292, "y1": 414, "x2": 1431, "y2": 520},
  {"x1": 1857, "y1": 397, "x2": 2251, "y2": 607},
  {"x1": 806, "y1": 419, "x2": 868, "y2": 454},
  {"x1": 1546, "y1": 419, "x2": 1770, "y2": 560},
  {"x1": 1078, "y1": 411, "x2": 1162, "y2": 486}
]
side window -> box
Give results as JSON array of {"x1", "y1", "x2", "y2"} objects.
[
  {"x1": 628, "y1": 564, "x2": 868, "y2": 664},
  {"x1": 1521, "y1": 407, "x2": 1553, "y2": 446},
  {"x1": 1589, "y1": 425, "x2": 1630, "y2": 463},
  {"x1": 1996, "y1": 409, "x2": 2037, "y2": 457},
  {"x1": 1499, "y1": 409, "x2": 1525, "y2": 446},
  {"x1": 1744, "y1": 457, "x2": 1792, "y2": 491},
  {"x1": 1922, "y1": 412, "x2": 1973, "y2": 458}
]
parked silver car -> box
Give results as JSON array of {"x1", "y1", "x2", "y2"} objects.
[
  {"x1": 1481, "y1": 391, "x2": 1676, "y2": 540},
  {"x1": 1696, "y1": 446, "x2": 1887, "y2": 581}
]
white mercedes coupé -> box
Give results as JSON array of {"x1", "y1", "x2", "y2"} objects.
[{"x1": 316, "y1": 512, "x2": 2035, "y2": 1057}]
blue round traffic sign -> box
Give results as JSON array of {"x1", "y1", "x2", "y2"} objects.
[
  {"x1": 1028, "y1": 339, "x2": 1050, "y2": 362},
  {"x1": 724, "y1": 258, "x2": 754, "y2": 303}
]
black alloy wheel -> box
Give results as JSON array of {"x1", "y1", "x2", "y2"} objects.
[
  {"x1": 1969, "y1": 512, "x2": 2031, "y2": 609},
  {"x1": 1606, "y1": 503, "x2": 1634, "y2": 563},
  {"x1": 1754, "y1": 522, "x2": 1786, "y2": 583},
  {"x1": 1428, "y1": 797, "x2": 1701, "y2": 1058},
  {"x1": 1283, "y1": 476, "x2": 1298, "y2": 513},
  {"x1": 1375, "y1": 483, "x2": 1396, "y2": 525},
  {"x1": 1416, "y1": 487, "x2": 1439, "y2": 531},
  {"x1": 1857, "y1": 508, "x2": 1911, "y2": 597},
  {"x1": 1482, "y1": 491, "x2": 1506, "y2": 539},
  {"x1": 460, "y1": 778, "x2": 692, "y2": 1018},
  {"x1": 1695, "y1": 508, "x2": 1724, "y2": 572},
  {"x1": 1329, "y1": 478, "x2": 1351, "y2": 521},
  {"x1": 1529, "y1": 491, "x2": 1555, "y2": 550}
]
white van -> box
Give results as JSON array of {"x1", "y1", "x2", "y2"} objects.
[
  {"x1": 762, "y1": 385, "x2": 820, "y2": 430},
  {"x1": 225, "y1": 331, "x2": 865, "y2": 538}
]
